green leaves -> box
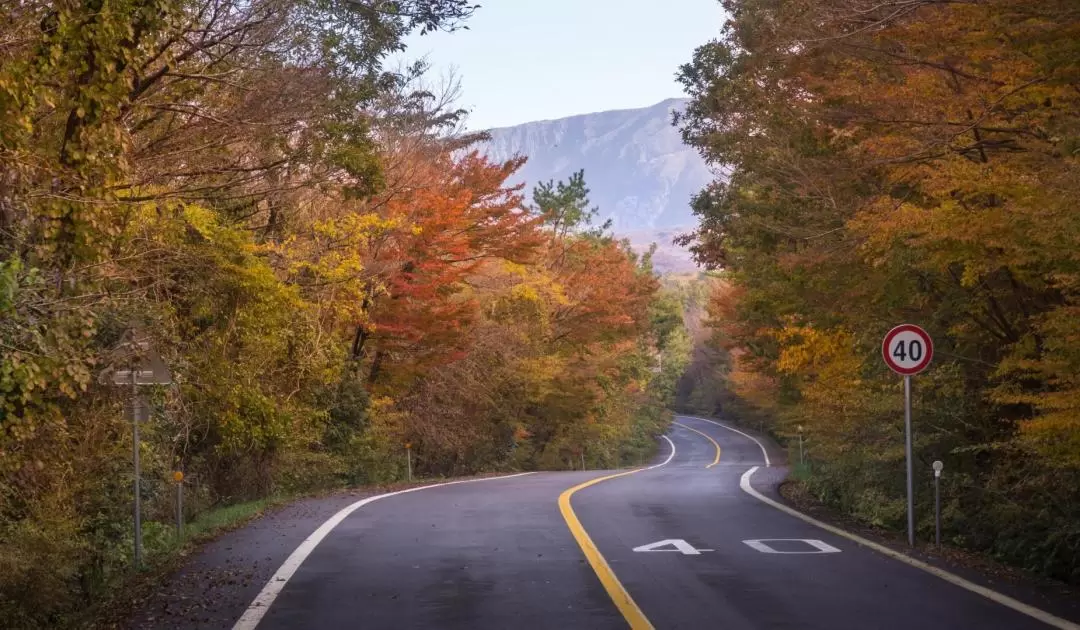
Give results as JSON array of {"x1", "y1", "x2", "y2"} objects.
[{"x1": 530, "y1": 170, "x2": 613, "y2": 241}]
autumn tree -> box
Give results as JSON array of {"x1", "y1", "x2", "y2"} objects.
[
  {"x1": 0, "y1": 3, "x2": 692, "y2": 625},
  {"x1": 679, "y1": 0, "x2": 1080, "y2": 581},
  {"x1": 0, "y1": 2, "x2": 485, "y2": 625},
  {"x1": 381, "y1": 169, "x2": 674, "y2": 476}
]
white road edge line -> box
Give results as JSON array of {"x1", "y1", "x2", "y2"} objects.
[
  {"x1": 649, "y1": 435, "x2": 676, "y2": 469},
  {"x1": 680, "y1": 415, "x2": 771, "y2": 467},
  {"x1": 232, "y1": 472, "x2": 535, "y2": 630},
  {"x1": 739, "y1": 467, "x2": 1079, "y2": 630}
]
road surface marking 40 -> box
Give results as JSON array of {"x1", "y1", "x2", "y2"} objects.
[
  {"x1": 743, "y1": 539, "x2": 841, "y2": 554},
  {"x1": 633, "y1": 539, "x2": 713, "y2": 555}
]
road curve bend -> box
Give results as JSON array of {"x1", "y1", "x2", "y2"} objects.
[{"x1": 214, "y1": 415, "x2": 1076, "y2": 630}]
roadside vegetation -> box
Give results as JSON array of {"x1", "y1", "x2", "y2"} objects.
[
  {"x1": 678, "y1": 0, "x2": 1080, "y2": 583},
  {"x1": 0, "y1": 1, "x2": 688, "y2": 626}
]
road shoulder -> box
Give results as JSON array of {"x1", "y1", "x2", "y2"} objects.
[
  {"x1": 122, "y1": 475, "x2": 517, "y2": 630},
  {"x1": 746, "y1": 466, "x2": 1080, "y2": 627},
  {"x1": 122, "y1": 488, "x2": 378, "y2": 630}
]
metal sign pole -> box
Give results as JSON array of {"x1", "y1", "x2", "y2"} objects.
[
  {"x1": 933, "y1": 460, "x2": 943, "y2": 547},
  {"x1": 99, "y1": 331, "x2": 172, "y2": 571},
  {"x1": 904, "y1": 374, "x2": 914, "y2": 548},
  {"x1": 174, "y1": 471, "x2": 185, "y2": 539},
  {"x1": 798, "y1": 426, "x2": 805, "y2": 466},
  {"x1": 178, "y1": 482, "x2": 184, "y2": 538},
  {"x1": 131, "y1": 371, "x2": 143, "y2": 568},
  {"x1": 934, "y1": 474, "x2": 941, "y2": 546}
]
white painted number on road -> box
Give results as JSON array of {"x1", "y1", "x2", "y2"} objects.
[
  {"x1": 742, "y1": 539, "x2": 841, "y2": 554},
  {"x1": 633, "y1": 539, "x2": 713, "y2": 555}
]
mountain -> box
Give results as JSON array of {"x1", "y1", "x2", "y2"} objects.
[{"x1": 479, "y1": 98, "x2": 712, "y2": 272}]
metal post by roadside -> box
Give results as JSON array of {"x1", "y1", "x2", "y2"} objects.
[
  {"x1": 797, "y1": 425, "x2": 804, "y2": 467},
  {"x1": 405, "y1": 443, "x2": 412, "y2": 482},
  {"x1": 173, "y1": 471, "x2": 184, "y2": 539},
  {"x1": 904, "y1": 374, "x2": 914, "y2": 548},
  {"x1": 130, "y1": 370, "x2": 144, "y2": 568},
  {"x1": 100, "y1": 332, "x2": 172, "y2": 571},
  {"x1": 933, "y1": 460, "x2": 944, "y2": 547}
]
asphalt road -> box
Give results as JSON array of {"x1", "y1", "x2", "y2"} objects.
[{"x1": 225, "y1": 416, "x2": 1074, "y2": 630}]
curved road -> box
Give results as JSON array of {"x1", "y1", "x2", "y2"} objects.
[{"x1": 234, "y1": 416, "x2": 1071, "y2": 630}]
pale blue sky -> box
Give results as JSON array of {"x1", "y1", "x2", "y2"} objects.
[{"x1": 401, "y1": 1, "x2": 725, "y2": 130}]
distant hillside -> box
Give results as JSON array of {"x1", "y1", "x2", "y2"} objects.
[{"x1": 480, "y1": 99, "x2": 712, "y2": 271}]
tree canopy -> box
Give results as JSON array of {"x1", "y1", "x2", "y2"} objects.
[
  {"x1": 678, "y1": 0, "x2": 1080, "y2": 582},
  {"x1": 0, "y1": 3, "x2": 687, "y2": 625}
]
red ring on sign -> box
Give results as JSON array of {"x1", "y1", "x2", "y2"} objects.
[{"x1": 882, "y1": 324, "x2": 934, "y2": 375}]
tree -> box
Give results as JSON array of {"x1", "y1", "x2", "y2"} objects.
[
  {"x1": 678, "y1": 0, "x2": 1080, "y2": 582},
  {"x1": 351, "y1": 146, "x2": 542, "y2": 387},
  {"x1": 0, "y1": 2, "x2": 496, "y2": 625},
  {"x1": 530, "y1": 169, "x2": 612, "y2": 241}
]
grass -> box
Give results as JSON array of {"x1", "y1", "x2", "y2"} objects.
[
  {"x1": 789, "y1": 460, "x2": 813, "y2": 480},
  {"x1": 79, "y1": 496, "x2": 287, "y2": 629},
  {"x1": 182, "y1": 496, "x2": 277, "y2": 541}
]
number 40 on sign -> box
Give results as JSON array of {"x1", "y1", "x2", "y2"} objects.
[{"x1": 882, "y1": 324, "x2": 933, "y2": 375}]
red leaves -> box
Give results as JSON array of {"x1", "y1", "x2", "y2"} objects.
[
  {"x1": 547, "y1": 239, "x2": 658, "y2": 348},
  {"x1": 362, "y1": 148, "x2": 543, "y2": 386}
]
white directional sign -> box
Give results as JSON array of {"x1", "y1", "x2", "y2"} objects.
[
  {"x1": 632, "y1": 539, "x2": 712, "y2": 555},
  {"x1": 742, "y1": 539, "x2": 841, "y2": 554},
  {"x1": 95, "y1": 330, "x2": 173, "y2": 570},
  {"x1": 882, "y1": 324, "x2": 933, "y2": 376},
  {"x1": 98, "y1": 337, "x2": 172, "y2": 386}
]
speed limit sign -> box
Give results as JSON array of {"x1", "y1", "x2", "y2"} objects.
[
  {"x1": 882, "y1": 324, "x2": 933, "y2": 375},
  {"x1": 883, "y1": 323, "x2": 933, "y2": 549}
]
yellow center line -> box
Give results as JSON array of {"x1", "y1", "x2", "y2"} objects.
[
  {"x1": 559, "y1": 469, "x2": 657, "y2": 630},
  {"x1": 673, "y1": 421, "x2": 722, "y2": 468}
]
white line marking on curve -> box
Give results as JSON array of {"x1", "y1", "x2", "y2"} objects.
[
  {"x1": 680, "y1": 415, "x2": 771, "y2": 467},
  {"x1": 739, "y1": 467, "x2": 1079, "y2": 630},
  {"x1": 232, "y1": 472, "x2": 535, "y2": 630},
  {"x1": 649, "y1": 435, "x2": 676, "y2": 469}
]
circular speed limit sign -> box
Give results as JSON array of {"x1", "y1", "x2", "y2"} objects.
[{"x1": 882, "y1": 324, "x2": 933, "y2": 375}]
